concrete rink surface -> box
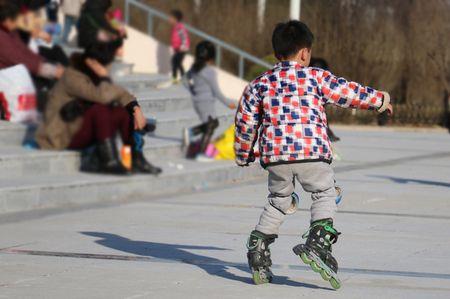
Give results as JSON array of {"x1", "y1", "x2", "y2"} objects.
[{"x1": 0, "y1": 127, "x2": 450, "y2": 299}]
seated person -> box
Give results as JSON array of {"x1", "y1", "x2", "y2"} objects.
[
  {"x1": 0, "y1": 0, "x2": 64, "y2": 80},
  {"x1": 35, "y1": 40, "x2": 161, "y2": 175}
]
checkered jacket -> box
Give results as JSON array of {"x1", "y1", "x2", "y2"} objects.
[{"x1": 235, "y1": 61, "x2": 390, "y2": 167}]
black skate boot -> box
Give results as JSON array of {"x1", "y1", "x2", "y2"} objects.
[
  {"x1": 292, "y1": 219, "x2": 341, "y2": 289},
  {"x1": 246, "y1": 230, "x2": 277, "y2": 285}
]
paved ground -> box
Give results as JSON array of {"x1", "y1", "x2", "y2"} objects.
[{"x1": 1, "y1": 127, "x2": 450, "y2": 299}]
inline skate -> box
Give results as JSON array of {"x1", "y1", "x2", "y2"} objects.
[
  {"x1": 293, "y1": 219, "x2": 341, "y2": 289},
  {"x1": 247, "y1": 230, "x2": 277, "y2": 284}
]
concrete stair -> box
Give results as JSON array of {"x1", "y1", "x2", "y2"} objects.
[
  {"x1": 0, "y1": 137, "x2": 182, "y2": 179},
  {"x1": 0, "y1": 159, "x2": 263, "y2": 218},
  {"x1": 0, "y1": 72, "x2": 262, "y2": 218}
]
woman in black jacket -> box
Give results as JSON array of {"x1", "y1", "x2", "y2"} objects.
[{"x1": 77, "y1": 0, "x2": 120, "y2": 49}]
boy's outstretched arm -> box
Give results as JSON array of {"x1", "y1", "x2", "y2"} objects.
[
  {"x1": 234, "y1": 85, "x2": 262, "y2": 166},
  {"x1": 316, "y1": 68, "x2": 391, "y2": 113}
]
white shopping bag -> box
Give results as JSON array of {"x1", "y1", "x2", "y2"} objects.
[{"x1": 0, "y1": 64, "x2": 38, "y2": 123}]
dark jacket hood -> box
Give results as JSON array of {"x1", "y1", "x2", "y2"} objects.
[{"x1": 82, "y1": 0, "x2": 112, "y2": 14}]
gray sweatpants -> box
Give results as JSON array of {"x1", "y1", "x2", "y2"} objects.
[{"x1": 255, "y1": 162, "x2": 338, "y2": 235}]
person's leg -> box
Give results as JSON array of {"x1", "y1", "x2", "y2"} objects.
[
  {"x1": 113, "y1": 106, "x2": 162, "y2": 174},
  {"x1": 292, "y1": 162, "x2": 341, "y2": 288},
  {"x1": 62, "y1": 15, "x2": 70, "y2": 43},
  {"x1": 184, "y1": 101, "x2": 217, "y2": 152},
  {"x1": 293, "y1": 162, "x2": 337, "y2": 222},
  {"x1": 110, "y1": 106, "x2": 132, "y2": 145},
  {"x1": 178, "y1": 52, "x2": 186, "y2": 77},
  {"x1": 255, "y1": 164, "x2": 296, "y2": 235},
  {"x1": 72, "y1": 104, "x2": 128, "y2": 174},
  {"x1": 69, "y1": 104, "x2": 114, "y2": 149},
  {"x1": 199, "y1": 117, "x2": 218, "y2": 153},
  {"x1": 247, "y1": 164, "x2": 295, "y2": 284},
  {"x1": 191, "y1": 122, "x2": 208, "y2": 136},
  {"x1": 172, "y1": 52, "x2": 181, "y2": 79},
  {"x1": 62, "y1": 15, "x2": 75, "y2": 43}
]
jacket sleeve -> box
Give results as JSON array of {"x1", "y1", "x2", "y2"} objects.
[
  {"x1": 0, "y1": 32, "x2": 43, "y2": 76},
  {"x1": 316, "y1": 68, "x2": 390, "y2": 113},
  {"x1": 204, "y1": 68, "x2": 235, "y2": 107},
  {"x1": 63, "y1": 72, "x2": 135, "y2": 106},
  {"x1": 234, "y1": 84, "x2": 262, "y2": 166}
]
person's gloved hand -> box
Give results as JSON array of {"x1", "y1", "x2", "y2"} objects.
[{"x1": 236, "y1": 150, "x2": 256, "y2": 167}]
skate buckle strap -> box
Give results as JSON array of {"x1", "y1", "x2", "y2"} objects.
[
  {"x1": 302, "y1": 220, "x2": 341, "y2": 243},
  {"x1": 247, "y1": 231, "x2": 277, "y2": 250},
  {"x1": 246, "y1": 236, "x2": 261, "y2": 250}
]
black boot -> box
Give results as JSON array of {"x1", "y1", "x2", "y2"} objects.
[
  {"x1": 132, "y1": 151, "x2": 162, "y2": 175},
  {"x1": 199, "y1": 117, "x2": 219, "y2": 153},
  {"x1": 96, "y1": 138, "x2": 129, "y2": 175}
]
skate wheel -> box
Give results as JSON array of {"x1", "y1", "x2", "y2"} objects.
[
  {"x1": 300, "y1": 252, "x2": 313, "y2": 264},
  {"x1": 330, "y1": 277, "x2": 341, "y2": 290},
  {"x1": 320, "y1": 269, "x2": 332, "y2": 281},
  {"x1": 252, "y1": 270, "x2": 270, "y2": 285},
  {"x1": 310, "y1": 261, "x2": 322, "y2": 273}
]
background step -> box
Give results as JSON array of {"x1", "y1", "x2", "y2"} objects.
[
  {"x1": 0, "y1": 136, "x2": 182, "y2": 179},
  {"x1": 111, "y1": 61, "x2": 135, "y2": 78},
  {"x1": 0, "y1": 159, "x2": 264, "y2": 217},
  {"x1": 152, "y1": 108, "x2": 235, "y2": 138},
  {"x1": 0, "y1": 121, "x2": 33, "y2": 146},
  {"x1": 0, "y1": 102, "x2": 235, "y2": 146},
  {"x1": 135, "y1": 85, "x2": 192, "y2": 113},
  {"x1": 116, "y1": 73, "x2": 170, "y2": 91}
]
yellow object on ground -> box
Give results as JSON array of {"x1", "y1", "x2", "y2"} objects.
[{"x1": 213, "y1": 125, "x2": 235, "y2": 160}]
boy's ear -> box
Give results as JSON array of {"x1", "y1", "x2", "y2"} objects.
[
  {"x1": 298, "y1": 48, "x2": 311, "y2": 65},
  {"x1": 300, "y1": 48, "x2": 308, "y2": 61}
]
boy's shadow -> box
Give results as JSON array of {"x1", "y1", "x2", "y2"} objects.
[{"x1": 81, "y1": 232, "x2": 329, "y2": 289}]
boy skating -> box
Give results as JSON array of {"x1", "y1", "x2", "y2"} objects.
[{"x1": 234, "y1": 21, "x2": 392, "y2": 289}]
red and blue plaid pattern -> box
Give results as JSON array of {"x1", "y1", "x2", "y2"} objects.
[{"x1": 235, "y1": 61, "x2": 385, "y2": 166}]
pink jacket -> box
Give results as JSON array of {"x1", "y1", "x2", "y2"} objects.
[{"x1": 171, "y1": 22, "x2": 190, "y2": 52}]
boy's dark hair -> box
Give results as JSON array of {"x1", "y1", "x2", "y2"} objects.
[
  {"x1": 272, "y1": 20, "x2": 314, "y2": 60},
  {"x1": 0, "y1": 1, "x2": 20, "y2": 23},
  {"x1": 171, "y1": 9, "x2": 183, "y2": 21}
]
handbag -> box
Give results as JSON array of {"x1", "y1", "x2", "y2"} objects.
[{"x1": 0, "y1": 65, "x2": 38, "y2": 123}]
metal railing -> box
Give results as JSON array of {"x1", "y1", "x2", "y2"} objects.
[{"x1": 124, "y1": 0, "x2": 272, "y2": 79}]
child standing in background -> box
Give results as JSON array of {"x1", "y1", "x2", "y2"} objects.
[{"x1": 169, "y1": 10, "x2": 190, "y2": 84}]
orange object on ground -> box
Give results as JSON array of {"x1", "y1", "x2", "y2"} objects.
[{"x1": 121, "y1": 145, "x2": 132, "y2": 170}]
